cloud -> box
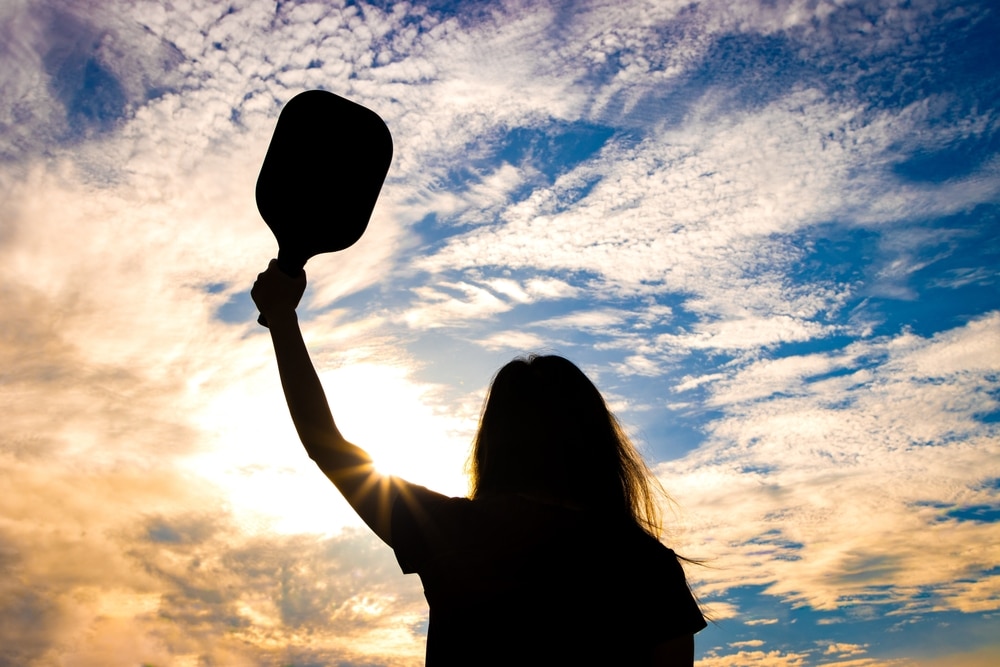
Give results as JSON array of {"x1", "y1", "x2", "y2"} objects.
[
  {"x1": 399, "y1": 273, "x2": 590, "y2": 330},
  {"x1": 0, "y1": 0, "x2": 187, "y2": 160},
  {"x1": 401, "y1": 280, "x2": 513, "y2": 328},
  {"x1": 696, "y1": 648, "x2": 811, "y2": 667},
  {"x1": 658, "y1": 315, "x2": 836, "y2": 352},
  {"x1": 410, "y1": 86, "x2": 951, "y2": 358},
  {"x1": 699, "y1": 598, "x2": 740, "y2": 621},
  {"x1": 124, "y1": 520, "x2": 426, "y2": 664},
  {"x1": 731, "y1": 639, "x2": 766, "y2": 648},
  {"x1": 660, "y1": 313, "x2": 1000, "y2": 613},
  {"x1": 910, "y1": 644, "x2": 1000, "y2": 667},
  {"x1": 823, "y1": 643, "x2": 868, "y2": 657},
  {"x1": 375, "y1": 2, "x2": 1000, "y2": 389},
  {"x1": 0, "y1": 481, "x2": 428, "y2": 664},
  {"x1": 474, "y1": 329, "x2": 552, "y2": 353},
  {"x1": 1, "y1": 0, "x2": 997, "y2": 664}
]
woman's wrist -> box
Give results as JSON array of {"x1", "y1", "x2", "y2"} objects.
[{"x1": 263, "y1": 307, "x2": 299, "y2": 328}]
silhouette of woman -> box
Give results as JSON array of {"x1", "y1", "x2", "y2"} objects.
[{"x1": 252, "y1": 260, "x2": 706, "y2": 666}]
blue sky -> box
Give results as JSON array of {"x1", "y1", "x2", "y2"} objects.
[{"x1": 0, "y1": 0, "x2": 998, "y2": 665}]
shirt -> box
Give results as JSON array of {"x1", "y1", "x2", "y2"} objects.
[{"x1": 392, "y1": 485, "x2": 707, "y2": 666}]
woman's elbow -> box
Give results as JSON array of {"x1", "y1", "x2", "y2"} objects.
[{"x1": 303, "y1": 437, "x2": 370, "y2": 473}]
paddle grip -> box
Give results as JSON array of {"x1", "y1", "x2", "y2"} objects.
[{"x1": 256, "y1": 251, "x2": 306, "y2": 328}]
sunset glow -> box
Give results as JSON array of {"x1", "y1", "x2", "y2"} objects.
[{"x1": 1, "y1": 0, "x2": 998, "y2": 664}]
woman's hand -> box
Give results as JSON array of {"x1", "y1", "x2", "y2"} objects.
[{"x1": 251, "y1": 259, "x2": 307, "y2": 323}]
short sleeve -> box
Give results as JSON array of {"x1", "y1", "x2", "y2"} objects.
[{"x1": 390, "y1": 483, "x2": 455, "y2": 575}]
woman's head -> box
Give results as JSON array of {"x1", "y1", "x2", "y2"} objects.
[{"x1": 470, "y1": 355, "x2": 664, "y2": 536}]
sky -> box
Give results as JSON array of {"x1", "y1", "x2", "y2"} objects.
[{"x1": 0, "y1": 0, "x2": 998, "y2": 664}]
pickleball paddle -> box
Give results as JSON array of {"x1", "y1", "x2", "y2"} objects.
[{"x1": 255, "y1": 89, "x2": 393, "y2": 325}]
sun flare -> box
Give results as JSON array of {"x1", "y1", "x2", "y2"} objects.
[{"x1": 188, "y1": 360, "x2": 472, "y2": 535}]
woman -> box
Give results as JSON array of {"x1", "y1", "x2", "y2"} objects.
[{"x1": 252, "y1": 260, "x2": 706, "y2": 665}]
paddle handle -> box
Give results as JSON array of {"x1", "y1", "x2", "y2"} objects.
[{"x1": 256, "y1": 251, "x2": 306, "y2": 328}]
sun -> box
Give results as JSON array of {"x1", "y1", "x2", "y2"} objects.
[
  {"x1": 323, "y1": 362, "x2": 472, "y2": 494},
  {"x1": 186, "y1": 359, "x2": 473, "y2": 536}
]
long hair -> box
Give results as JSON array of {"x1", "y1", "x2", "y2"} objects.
[{"x1": 469, "y1": 355, "x2": 666, "y2": 537}]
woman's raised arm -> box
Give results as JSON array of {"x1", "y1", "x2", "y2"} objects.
[{"x1": 251, "y1": 260, "x2": 400, "y2": 546}]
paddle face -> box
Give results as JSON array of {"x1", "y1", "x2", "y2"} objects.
[{"x1": 255, "y1": 89, "x2": 393, "y2": 276}]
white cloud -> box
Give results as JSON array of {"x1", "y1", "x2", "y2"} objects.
[
  {"x1": 696, "y1": 648, "x2": 811, "y2": 667},
  {"x1": 486, "y1": 276, "x2": 532, "y2": 303},
  {"x1": 400, "y1": 273, "x2": 589, "y2": 330},
  {"x1": 401, "y1": 281, "x2": 512, "y2": 328},
  {"x1": 659, "y1": 314, "x2": 1000, "y2": 613},
  {"x1": 474, "y1": 329, "x2": 552, "y2": 353},
  {"x1": 1, "y1": 0, "x2": 997, "y2": 663},
  {"x1": 411, "y1": 88, "x2": 915, "y2": 354},
  {"x1": 744, "y1": 617, "x2": 780, "y2": 626},
  {"x1": 536, "y1": 308, "x2": 629, "y2": 329},
  {"x1": 824, "y1": 642, "x2": 869, "y2": 657},
  {"x1": 524, "y1": 276, "x2": 581, "y2": 299},
  {"x1": 660, "y1": 315, "x2": 836, "y2": 352}
]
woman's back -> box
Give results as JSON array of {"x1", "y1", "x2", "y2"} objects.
[{"x1": 392, "y1": 486, "x2": 706, "y2": 666}]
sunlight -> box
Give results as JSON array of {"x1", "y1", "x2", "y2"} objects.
[
  {"x1": 186, "y1": 359, "x2": 473, "y2": 535},
  {"x1": 323, "y1": 363, "x2": 473, "y2": 495}
]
